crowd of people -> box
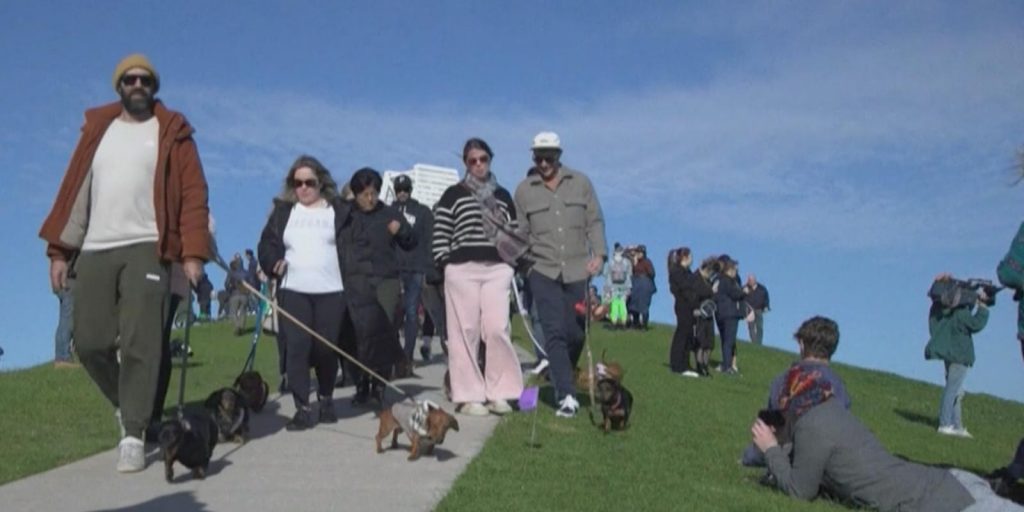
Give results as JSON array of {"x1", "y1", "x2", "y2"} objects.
[{"x1": 36, "y1": 53, "x2": 1024, "y2": 510}]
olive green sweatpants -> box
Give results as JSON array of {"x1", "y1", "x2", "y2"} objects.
[{"x1": 74, "y1": 242, "x2": 169, "y2": 440}]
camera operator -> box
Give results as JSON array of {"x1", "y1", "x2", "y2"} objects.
[{"x1": 924, "y1": 274, "x2": 990, "y2": 438}]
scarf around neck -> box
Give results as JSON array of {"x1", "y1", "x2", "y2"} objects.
[
  {"x1": 777, "y1": 362, "x2": 834, "y2": 419},
  {"x1": 461, "y1": 172, "x2": 530, "y2": 265}
]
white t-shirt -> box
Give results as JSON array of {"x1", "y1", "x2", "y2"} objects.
[
  {"x1": 82, "y1": 117, "x2": 160, "y2": 250},
  {"x1": 281, "y1": 202, "x2": 344, "y2": 294}
]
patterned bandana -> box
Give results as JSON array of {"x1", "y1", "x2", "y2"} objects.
[{"x1": 777, "y1": 363, "x2": 834, "y2": 418}]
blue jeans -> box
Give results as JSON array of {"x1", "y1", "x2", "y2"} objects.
[
  {"x1": 55, "y1": 283, "x2": 74, "y2": 362},
  {"x1": 400, "y1": 271, "x2": 424, "y2": 359},
  {"x1": 939, "y1": 362, "x2": 968, "y2": 429}
]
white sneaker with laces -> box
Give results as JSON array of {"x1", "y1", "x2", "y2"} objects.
[
  {"x1": 937, "y1": 425, "x2": 959, "y2": 436},
  {"x1": 116, "y1": 436, "x2": 145, "y2": 473},
  {"x1": 556, "y1": 395, "x2": 579, "y2": 418}
]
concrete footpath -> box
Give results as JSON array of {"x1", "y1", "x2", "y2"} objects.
[{"x1": 0, "y1": 351, "x2": 520, "y2": 512}]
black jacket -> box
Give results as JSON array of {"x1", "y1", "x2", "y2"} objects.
[
  {"x1": 340, "y1": 202, "x2": 417, "y2": 280},
  {"x1": 714, "y1": 274, "x2": 747, "y2": 320},
  {"x1": 746, "y1": 284, "x2": 770, "y2": 311},
  {"x1": 257, "y1": 197, "x2": 352, "y2": 281},
  {"x1": 392, "y1": 198, "x2": 434, "y2": 274},
  {"x1": 670, "y1": 266, "x2": 713, "y2": 315}
]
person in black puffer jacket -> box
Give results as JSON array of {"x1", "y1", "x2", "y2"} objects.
[{"x1": 714, "y1": 254, "x2": 746, "y2": 375}]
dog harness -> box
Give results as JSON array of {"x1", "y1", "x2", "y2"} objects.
[{"x1": 408, "y1": 400, "x2": 438, "y2": 437}]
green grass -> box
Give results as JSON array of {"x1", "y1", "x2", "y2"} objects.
[
  {"x1": 437, "y1": 321, "x2": 1024, "y2": 512},
  {"x1": 0, "y1": 320, "x2": 279, "y2": 485},
  {"x1": 3, "y1": 318, "x2": 1023, "y2": 511}
]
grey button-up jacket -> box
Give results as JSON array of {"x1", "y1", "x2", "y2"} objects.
[{"x1": 514, "y1": 166, "x2": 607, "y2": 283}]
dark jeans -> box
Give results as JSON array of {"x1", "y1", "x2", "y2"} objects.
[
  {"x1": 669, "y1": 306, "x2": 695, "y2": 372},
  {"x1": 748, "y1": 309, "x2": 764, "y2": 345},
  {"x1": 717, "y1": 317, "x2": 739, "y2": 370},
  {"x1": 399, "y1": 271, "x2": 424, "y2": 359},
  {"x1": 528, "y1": 271, "x2": 586, "y2": 400},
  {"x1": 421, "y1": 282, "x2": 446, "y2": 354},
  {"x1": 55, "y1": 281, "x2": 75, "y2": 362},
  {"x1": 279, "y1": 289, "x2": 345, "y2": 408}
]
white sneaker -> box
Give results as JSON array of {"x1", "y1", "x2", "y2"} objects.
[
  {"x1": 487, "y1": 400, "x2": 513, "y2": 415},
  {"x1": 937, "y1": 425, "x2": 959, "y2": 436},
  {"x1": 681, "y1": 370, "x2": 700, "y2": 378},
  {"x1": 459, "y1": 402, "x2": 490, "y2": 417},
  {"x1": 116, "y1": 436, "x2": 145, "y2": 473},
  {"x1": 954, "y1": 428, "x2": 974, "y2": 439},
  {"x1": 556, "y1": 395, "x2": 579, "y2": 418},
  {"x1": 528, "y1": 359, "x2": 549, "y2": 375}
]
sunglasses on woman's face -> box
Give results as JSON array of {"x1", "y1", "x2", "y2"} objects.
[
  {"x1": 466, "y1": 155, "x2": 490, "y2": 166},
  {"x1": 120, "y1": 74, "x2": 155, "y2": 87},
  {"x1": 292, "y1": 178, "x2": 319, "y2": 189}
]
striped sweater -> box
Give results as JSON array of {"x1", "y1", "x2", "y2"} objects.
[{"x1": 432, "y1": 182, "x2": 518, "y2": 267}]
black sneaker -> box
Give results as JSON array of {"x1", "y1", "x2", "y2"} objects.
[
  {"x1": 286, "y1": 409, "x2": 313, "y2": 431},
  {"x1": 318, "y1": 402, "x2": 337, "y2": 424},
  {"x1": 419, "y1": 345, "x2": 431, "y2": 363}
]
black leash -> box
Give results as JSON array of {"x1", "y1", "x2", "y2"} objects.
[{"x1": 175, "y1": 288, "x2": 195, "y2": 419}]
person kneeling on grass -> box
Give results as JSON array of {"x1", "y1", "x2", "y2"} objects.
[{"x1": 750, "y1": 316, "x2": 1021, "y2": 512}]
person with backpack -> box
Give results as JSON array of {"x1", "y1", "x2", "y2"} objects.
[{"x1": 603, "y1": 243, "x2": 632, "y2": 329}]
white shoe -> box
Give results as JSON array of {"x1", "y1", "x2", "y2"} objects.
[
  {"x1": 954, "y1": 428, "x2": 973, "y2": 439},
  {"x1": 459, "y1": 402, "x2": 490, "y2": 417},
  {"x1": 556, "y1": 395, "x2": 579, "y2": 418},
  {"x1": 681, "y1": 370, "x2": 700, "y2": 378},
  {"x1": 487, "y1": 400, "x2": 513, "y2": 415},
  {"x1": 528, "y1": 359, "x2": 549, "y2": 375},
  {"x1": 937, "y1": 425, "x2": 960, "y2": 437},
  {"x1": 116, "y1": 436, "x2": 145, "y2": 473}
]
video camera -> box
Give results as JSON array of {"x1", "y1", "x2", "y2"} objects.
[{"x1": 928, "y1": 277, "x2": 1003, "y2": 308}]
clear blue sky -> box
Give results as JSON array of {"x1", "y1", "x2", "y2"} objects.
[{"x1": 2, "y1": 2, "x2": 1023, "y2": 402}]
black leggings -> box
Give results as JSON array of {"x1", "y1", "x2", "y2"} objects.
[
  {"x1": 669, "y1": 306, "x2": 694, "y2": 372},
  {"x1": 279, "y1": 289, "x2": 345, "y2": 408}
]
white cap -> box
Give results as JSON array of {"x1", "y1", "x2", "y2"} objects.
[{"x1": 531, "y1": 131, "x2": 561, "y2": 150}]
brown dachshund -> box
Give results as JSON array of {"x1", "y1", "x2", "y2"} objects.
[{"x1": 375, "y1": 401, "x2": 460, "y2": 461}]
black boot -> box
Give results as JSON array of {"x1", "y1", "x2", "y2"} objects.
[
  {"x1": 318, "y1": 396, "x2": 337, "y2": 424},
  {"x1": 286, "y1": 406, "x2": 313, "y2": 431},
  {"x1": 370, "y1": 380, "x2": 385, "y2": 404}
]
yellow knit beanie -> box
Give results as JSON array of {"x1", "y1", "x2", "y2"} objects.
[{"x1": 112, "y1": 53, "x2": 160, "y2": 92}]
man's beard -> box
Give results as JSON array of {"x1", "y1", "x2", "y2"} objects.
[{"x1": 120, "y1": 89, "x2": 154, "y2": 117}]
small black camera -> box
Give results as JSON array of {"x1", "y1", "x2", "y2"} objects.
[{"x1": 758, "y1": 409, "x2": 786, "y2": 429}]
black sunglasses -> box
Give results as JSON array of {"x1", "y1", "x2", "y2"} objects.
[
  {"x1": 533, "y1": 155, "x2": 558, "y2": 165},
  {"x1": 120, "y1": 74, "x2": 155, "y2": 87},
  {"x1": 292, "y1": 178, "x2": 319, "y2": 189},
  {"x1": 466, "y1": 155, "x2": 490, "y2": 166}
]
